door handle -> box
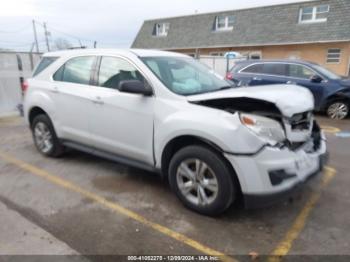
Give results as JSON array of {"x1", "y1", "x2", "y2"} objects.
[
  {"x1": 92, "y1": 96, "x2": 104, "y2": 105},
  {"x1": 286, "y1": 81, "x2": 296, "y2": 84},
  {"x1": 253, "y1": 77, "x2": 262, "y2": 81}
]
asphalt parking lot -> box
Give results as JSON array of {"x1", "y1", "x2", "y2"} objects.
[{"x1": 0, "y1": 115, "x2": 350, "y2": 261}]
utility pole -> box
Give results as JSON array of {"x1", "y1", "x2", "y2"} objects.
[
  {"x1": 32, "y1": 20, "x2": 39, "y2": 53},
  {"x1": 43, "y1": 22, "x2": 50, "y2": 52}
]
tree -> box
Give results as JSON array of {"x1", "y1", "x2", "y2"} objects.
[{"x1": 54, "y1": 38, "x2": 72, "y2": 50}]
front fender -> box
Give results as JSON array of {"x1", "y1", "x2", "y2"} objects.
[
  {"x1": 154, "y1": 109, "x2": 265, "y2": 169},
  {"x1": 321, "y1": 88, "x2": 350, "y2": 110}
]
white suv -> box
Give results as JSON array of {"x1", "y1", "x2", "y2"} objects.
[{"x1": 24, "y1": 49, "x2": 327, "y2": 215}]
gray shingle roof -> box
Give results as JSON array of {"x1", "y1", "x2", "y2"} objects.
[{"x1": 131, "y1": 0, "x2": 350, "y2": 49}]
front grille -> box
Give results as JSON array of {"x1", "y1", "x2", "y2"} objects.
[
  {"x1": 286, "y1": 121, "x2": 322, "y2": 152},
  {"x1": 312, "y1": 121, "x2": 322, "y2": 151},
  {"x1": 288, "y1": 142, "x2": 304, "y2": 151},
  {"x1": 289, "y1": 111, "x2": 312, "y2": 131}
]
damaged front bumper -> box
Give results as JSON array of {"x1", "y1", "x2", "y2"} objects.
[{"x1": 224, "y1": 123, "x2": 328, "y2": 209}]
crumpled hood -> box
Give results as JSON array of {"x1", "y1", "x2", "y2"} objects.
[{"x1": 187, "y1": 85, "x2": 314, "y2": 118}]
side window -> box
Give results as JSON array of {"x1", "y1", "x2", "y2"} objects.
[
  {"x1": 288, "y1": 64, "x2": 314, "y2": 79},
  {"x1": 53, "y1": 56, "x2": 95, "y2": 85},
  {"x1": 262, "y1": 63, "x2": 288, "y2": 76},
  {"x1": 241, "y1": 64, "x2": 264, "y2": 73},
  {"x1": 98, "y1": 57, "x2": 145, "y2": 89},
  {"x1": 53, "y1": 66, "x2": 64, "y2": 81},
  {"x1": 33, "y1": 57, "x2": 58, "y2": 77}
]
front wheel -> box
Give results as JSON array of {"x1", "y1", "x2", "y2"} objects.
[
  {"x1": 326, "y1": 101, "x2": 349, "y2": 120},
  {"x1": 168, "y1": 145, "x2": 236, "y2": 216}
]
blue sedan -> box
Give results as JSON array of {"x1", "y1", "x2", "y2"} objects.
[{"x1": 227, "y1": 60, "x2": 350, "y2": 119}]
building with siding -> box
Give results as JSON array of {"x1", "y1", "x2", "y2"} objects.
[{"x1": 132, "y1": 0, "x2": 350, "y2": 76}]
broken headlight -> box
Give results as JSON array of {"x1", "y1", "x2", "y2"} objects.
[{"x1": 239, "y1": 113, "x2": 286, "y2": 145}]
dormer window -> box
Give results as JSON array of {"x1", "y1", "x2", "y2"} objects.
[
  {"x1": 154, "y1": 23, "x2": 170, "y2": 37},
  {"x1": 215, "y1": 15, "x2": 234, "y2": 31},
  {"x1": 299, "y1": 5, "x2": 329, "y2": 23}
]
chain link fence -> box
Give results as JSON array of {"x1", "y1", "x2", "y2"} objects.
[
  {"x1": 198, "y1": 55, "x2": 247, "y2": 77},
  {"x1": 0, "y1": 52, "x2": 41, "y2": 115}
]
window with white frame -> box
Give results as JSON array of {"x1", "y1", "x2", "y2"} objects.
[
  {"x1": 327, "y1": 49, "x2": 341, "y2": 63},
  {"x1": 154, "y1": 23, "x2": 170, "y2": 36},
  {"x1": 215, "y1": 15, "x2": 234, "y2": 31},
  {"x1": 299, "y1": 5, "x2": 329, "y2": 23},
  {"x1": 249, "y1": 52, "x2": 262, "y2": 60}
]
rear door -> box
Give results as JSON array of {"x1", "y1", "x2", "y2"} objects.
[
  {"x1": 239, "y1": 63, "x2": 288, "y2": 86},
  {"x1": 287, "y1": 63, "x2": 325, "y2": 109},
  {"x1": 52, "y1": 56, "x2": 97, "y2": 145},
  {"x1": 257, "y1": 63, "x2": 289, "y2": 85},
  {"x1": 237, "y1": 63, "x2": 264, "y2": 85}
]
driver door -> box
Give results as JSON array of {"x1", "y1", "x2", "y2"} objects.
[
  {"x1": 88, "y1": 56, "x2": 155, "y2": 165},
  {"x1": 287, "y1": 64, "x2": 325, "y2": 109}
]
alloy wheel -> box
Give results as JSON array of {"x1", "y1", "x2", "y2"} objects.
[
  {"x1": 176, "y1": 158, "x2": 219, "y2": 206},
  {"x1": 34, "y1": 122, "x2": 53, "y2": 154},
  {"x1": 327, "y1": 102, "x2": 349, "y2": 120}
]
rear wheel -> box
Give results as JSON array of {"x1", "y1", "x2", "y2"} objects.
[
  {"x1": 169, "y1": 145, "x2": 235, "y2": 216},
  {"x1": 326, "y1": 101, "x2": 349, "y2": 120},
  {"x1": 31, "y1": 114, "x2": 64, "y2": 157}
]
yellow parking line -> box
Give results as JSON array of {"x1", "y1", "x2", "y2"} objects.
[
  {"x1": 0, "y1": 151, "x2": 237, "y2": 262},
  {"x1": 320, "y1": 125, "x2": 341, "y2": 134},
  {"x1": 268, "y1": 166, "x2": 336, "y2": 262}
]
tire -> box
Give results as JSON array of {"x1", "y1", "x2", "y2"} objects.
[
  {"x1": 168, "y1": 145, "x2": 236, "y2": 216},
  {"x1": 31, "y1": 114, "x2": 64, "y2": 157},
  {"x1": 326, "y1": 101, "x2": 349, "y2": 120}
]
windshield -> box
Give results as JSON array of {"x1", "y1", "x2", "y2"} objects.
[
  {"x1": 140, "y1": 56, "x2": 233, "y2": 95},
  {"x1": 313, "y1": 64, "x2": 341, "y2": 80}
]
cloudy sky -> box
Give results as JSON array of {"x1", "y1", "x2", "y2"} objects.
[{"x1": 0, "y1": 0, "x2": 312, "y2": 51}]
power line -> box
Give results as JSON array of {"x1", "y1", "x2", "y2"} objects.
[
  {"x1": 1, "y1": 20, "x2": 129, "y2": 50},
  {"x1": 0, "y1": 40, "x2": 46, "y2": 48},
  {"x1": 36, "y1": 22, "x2": 126, "y2": 47},
  {"x1": 0, "y1": 39, "x2": 32, "y2": 44},
  {"x1": 0, "y1": 42, "x2": 33, "y2": 47},
  {"x1": 35, "y1": 21, "x2": 94, "y2": 43},
  {"x1": 0, "y1": 24, "x2": 31, "y2": 34}
]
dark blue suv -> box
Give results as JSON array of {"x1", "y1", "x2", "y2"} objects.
[{"x1": 227, "y1": 60, "x2": 350, "y2": 119}]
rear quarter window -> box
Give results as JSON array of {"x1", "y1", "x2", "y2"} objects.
[
  {"x1": 33, "y1": 57, "x2": 58, "y2": 77},
  {"x1": 52, "y1": 56, "x2": 95, "y2": 85},
  {"x1": 241, "y1": 63, "x2": 264, "y2": 73},
  {"x1": 262, "y1": 63, "x2": 288, "y2": 76}
]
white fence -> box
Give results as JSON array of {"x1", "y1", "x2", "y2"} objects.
[
  {"x1": 0, "y1": 52, "x2": 41, "y2": 114},
  {"x1": 198, "y1": 55, "x2": 247, "y2": 77}
]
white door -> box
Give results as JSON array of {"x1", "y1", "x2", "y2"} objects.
[
  {"x1": 89, "y1": 56, "x2": 155, "y2": 165},
  {"x1": 52, "y1": 56, "x2": 96, "y2": 145}
]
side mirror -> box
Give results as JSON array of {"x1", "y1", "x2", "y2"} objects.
[
  {"x1": 310, "y1": 75, "x2": 323, "y2": 83},
  {"x1": 118, "y1": 80, "x2": 152, "y2": 96}
]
